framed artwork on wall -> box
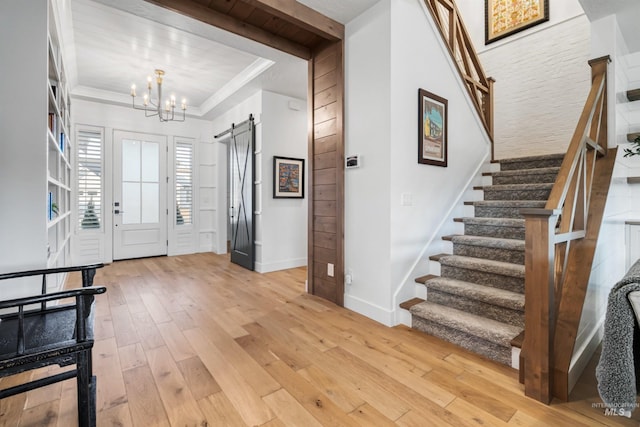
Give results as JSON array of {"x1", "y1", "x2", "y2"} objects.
[
  {"x1": 485, "y1": 0, "x2": 549, "y2": 44},
  {"x1": 273, "y1": 156, "x2": 305, "y2": 198},
  {"x1": 418, "y1": 89, "x2": 448, "y2": 167}
]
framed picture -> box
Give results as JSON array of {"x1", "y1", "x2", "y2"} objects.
[
  {"x1": 273, "y1": 156, "x2": 305, "y2": 198},
  {"x1": 418, "y1": 89, "x2": 447, "y2": 167},
  {"x1": 485, "y1": 0, "x2": 549, "y2": 44}
]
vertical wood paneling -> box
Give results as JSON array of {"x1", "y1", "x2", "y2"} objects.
[{"x1": 308, "y1": 41, "x2": 344, "y2": 305}]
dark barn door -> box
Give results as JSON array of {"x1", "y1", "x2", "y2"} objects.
[{"x1": 229, "y1": 117, "x2": 255, "y2": 270}]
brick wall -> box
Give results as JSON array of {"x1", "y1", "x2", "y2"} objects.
[{"x1": 479, "y1": 16, "x2": 591, "y2": 159}]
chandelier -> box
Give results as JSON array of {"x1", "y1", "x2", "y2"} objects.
[{"x1": 130, "y1": 69, "x2": 186, "y2": 122}]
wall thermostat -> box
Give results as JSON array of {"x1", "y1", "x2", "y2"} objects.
[{"x1": 346, "y1": 154, "x2": 360, "y2": 169}]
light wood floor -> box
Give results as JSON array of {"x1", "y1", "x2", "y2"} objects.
[{"x1": 1, "y1": 252, "x2": 638, "y2": 426}]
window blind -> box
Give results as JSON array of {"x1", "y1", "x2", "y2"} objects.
[
  {"x1": 175, "y1": 142, "x2": 193, "y2": 225},
  {"x1": 77, "y1": 128, "x2": 102, "y2": 229}
]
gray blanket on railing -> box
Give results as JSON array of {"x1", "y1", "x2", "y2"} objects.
[{"x1": 596, "y1": 261, "x2": 640, "y2": 415}]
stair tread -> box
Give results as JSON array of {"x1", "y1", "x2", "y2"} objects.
[
  {"x1": 450, "y1": 235, "x2": 524, "y2": 251},
  {"x1": 457, "y1": 217, "x2": 525, "y2": 227},
  {"x1": 488, "y1": 166, "x2": 560, "y2": 177},
  {"x1": 438, "y1": 254, "x2": 525, "y2": 278},
  {"x1": 410, "y1": 301, "x2": 523, "y2": 347},
  {"x1": 511, "y1": 331, "x2": 524, "y2": 348},
  {"x1": 400, "y1": 297, "x2": 425, "y2": 310},
  {"x1": 628, "y1": 88, "x2": 640, "y2": 102},
  {"x1": 415, "y1": 274, "x2": 438, "y2": 285},
  {"x1": 497, "y1": 153, "x2": 564, "y2": 164},
  {"x1": 429, "y1": 253, "x2": 449, "y2": 262},
  {"x1": 478, "y1": 183, "x2": 554, "y2": 190},
  {"x1": 470, "y1": 200, "x2": 546, "y2": 207},
  {"x1": 424, "y1": 276, "x2": 524, "y2": 310}
]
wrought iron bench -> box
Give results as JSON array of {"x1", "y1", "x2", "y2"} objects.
[{"x1": 0, "y1": 264, "x2": 105, "y2": 426}]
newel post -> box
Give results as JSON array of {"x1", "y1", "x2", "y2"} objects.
[{"x1": 521, "y1": 208, "x2": 560, "y2": 404}]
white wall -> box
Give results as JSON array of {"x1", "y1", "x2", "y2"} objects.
[
  {"x1": 211, "y1": 90, "x2": 308, "y2": 272},
  {"x1": 71, "y1": 98, "x2": 214, "y2": 264},
  {"x1": 0, "y1": 0, "x2": 49, "y2": 298},
  {"x1": 344, "y1": 0, "x2": 393, "y2": 323},
  {"x1": 457, "y1": 0, "x2": 591, "y2": 159},
  {"x1": 344, "y1": 0, "x2": 490, "y2": 325},
  {"x1": 259, "y1": 91, "x2": 308, "y2": 273}
]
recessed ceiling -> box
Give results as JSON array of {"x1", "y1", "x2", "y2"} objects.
[
  {"x1": 65, "y1": 0, "x2": 313, "y2": 120},
  {"x1": 72, "y1": 0, "x2": 263, "y2": 108},
  {"x1": 63, "y1": 0, "x2": 381, "y2": 120}
]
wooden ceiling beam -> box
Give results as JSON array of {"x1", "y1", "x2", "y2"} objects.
[
  {"x1": 144, "y1": 0, "x2": 312, "y2": 59},
  {"x1": 243, "y1": 0, "x2": 344, "y2": 41}
]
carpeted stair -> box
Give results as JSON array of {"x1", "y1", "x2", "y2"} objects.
[{"x1": 405, "y1": 153, "x2": 564, "y2": 366}]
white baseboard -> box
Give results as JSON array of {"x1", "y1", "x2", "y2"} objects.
[
  {"x1": 396, "y1": 309, "x2": 412, "y2": 327},
  {"x1": 255, "y1": 257, "x2": 306, "y2": 273},
  {"x1": 569, "y1": 316, "x2": 604, "y2": 393},
  {"x1": 198, "y1": 244, "x2": 216, "y2": 253},
  {"x1": 512, "y1": 346, "x2": 521, "y2": 370},
  {"x1": 344, "y1": 294, "x2": 394, "y2": 327}
]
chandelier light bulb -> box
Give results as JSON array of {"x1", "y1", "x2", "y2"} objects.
[
  {"x1": 170, "y1": 95, "x2": 176, "y2": 107},
  {"x1": 130, "y1": 84, "x2": 136, "y2": 97}
]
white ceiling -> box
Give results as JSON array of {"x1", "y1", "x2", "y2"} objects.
[
  {"x1": 62, "y1": 0, "x2": 380, "y2": 121},
  {"x1": 298, "y1": 0, "x2": 380, "y2": 24},
  {"x1": 579, "y1": 0, "x2": 640, "y2": 53}
]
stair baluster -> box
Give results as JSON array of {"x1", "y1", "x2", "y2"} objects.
[
  {"x1": 521, "y1": 56, "x2": 612, "y2": 403},
  {"x1": 423, "y1": 0, "x2": 495, "y2": 158}
]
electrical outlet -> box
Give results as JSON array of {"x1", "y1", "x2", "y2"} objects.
[{"x1": 327, "y1": 263, "x2": 334, "y2": 277}]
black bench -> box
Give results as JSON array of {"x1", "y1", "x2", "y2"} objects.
[{"x1": 0, "y1": 264, "x2": 106, "y2": 426}]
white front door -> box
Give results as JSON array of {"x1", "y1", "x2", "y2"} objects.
[{"x1": 113, "y1": 131, "x2": 167, "y2": 260}]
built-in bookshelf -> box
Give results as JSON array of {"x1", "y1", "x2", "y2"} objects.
[{"x1": 46, "y1": 0, "x2": 72, "y2": 289}]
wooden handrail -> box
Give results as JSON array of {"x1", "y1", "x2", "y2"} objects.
[
  {"x1": 521, "y1": 56, "x2": 611, "y2": 403},
  {"x1": 423, "y1": 0, "x2": 495, "y2": 157}
]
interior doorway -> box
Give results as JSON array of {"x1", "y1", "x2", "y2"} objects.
[{"x1": 112, "y1": 130, "x2": 168, "y2": 260}]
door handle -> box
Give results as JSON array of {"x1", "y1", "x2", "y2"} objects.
[{"x1": 114, "y1": 210, "x2": 125, "y2": 214}]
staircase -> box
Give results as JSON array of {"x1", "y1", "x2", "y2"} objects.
[{"x1": 403, "y1": 153, "x2": 565, "y2": 366}]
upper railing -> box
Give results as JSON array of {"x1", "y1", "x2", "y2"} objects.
[
  {"x1": 423, "y1": 0, "x2": 495, "y2": 157},
  {"x1": 521, "y1": 56, "x2": 611, "y2": 403}
]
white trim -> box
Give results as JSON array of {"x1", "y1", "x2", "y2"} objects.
[
  {"x1": 345, "y1": 294, "x2": 394, "y2": 327},
  {"x1": 568, "y1": 315, "x2": 605, "y2": 393},
  {"x1": 200, "y1": 59, "x2": 274, "y2": 115},
  {"x1": 255, "y1": 257, "x2": 306, "y2": 273},
  {"x1": 512, "y1": 347, "x2": 521, "y2": 370}
]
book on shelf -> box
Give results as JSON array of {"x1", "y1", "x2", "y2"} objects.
[
  {"x1": 48, "y1": 192, "x2": 53, "y2": 221},
  {"x1": 48, "y1": 113, "x2": 57, "y2": 136},
  {"x1": 59, "y1": 133, "x2": 65, "y2": 153}
]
